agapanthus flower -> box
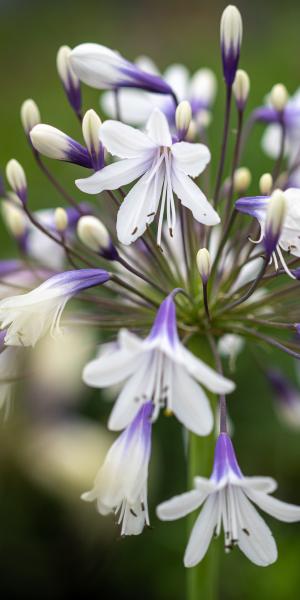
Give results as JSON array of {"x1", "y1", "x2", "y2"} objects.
[
  {"x1": 157, "y1": 432, "x2": 300, "y2": 567},
  {"x1": 235, "y1": 188, "x2": 300, "y2": 277},
  {"x1": 83, "y1": 292, "x2": 234, "y2": 434},
  {"x1": 82, "y1": 400, "x2": 153, "y2": 536},
  {"x1": 0, "y1": 269, "x2": 110, "y2": 347},
  {"x1": 76, "y1": 108, "x2": 219, "y2": 245},
  {"x1": 101, "y1": 56, "x2": 217, "y2": 127}
]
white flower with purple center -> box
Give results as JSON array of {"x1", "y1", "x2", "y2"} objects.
[
  {"x1": 235, "y1": 187, "x2": 300, "y2": 277},
  {"x1": 157, "y1": 432, "x2": 300, "y2": 567},
  {"x1": 83, "y1": 292, "x2": 234, "y2": 435},
  {"x1": 0, "y1": 268, "x2": 110, "y2": 347},
  {"x1": 76, "y1": 108, "x2": 220, "y2": 246},
  {"x1": 82, "y1": 400, "x2": 153, "y2": 536},
  {"x1": 101, "y1": 56, "x2": 217, "y2": 128}
]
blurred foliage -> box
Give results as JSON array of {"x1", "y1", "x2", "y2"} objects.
[{"x1": 1, "y1": 0, "x2": 300, "y2": 598}]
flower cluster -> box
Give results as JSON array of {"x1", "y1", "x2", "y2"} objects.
[{"x1": 1, "y1": 3, "x2": 300, "y2": 577}]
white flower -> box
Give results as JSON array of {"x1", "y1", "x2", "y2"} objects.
[
  {"x1": 82, "y1": 401, "x2": 153, "y2": 536},
  {"x1": 76, "y1": 109, "x2": 220, "y2": 245},
  {"x1": 157, "y1": 433, "x2": 300, "y2": 567},
  {"x1": 0, "y1": 341, "x2": 24, "y2": 416},
  {"x1": 0, "y1": 268, "x2": 110, "y2": 347},
  {"x1": 83, "y1": 293, "x2": 235, "y2": 434}
]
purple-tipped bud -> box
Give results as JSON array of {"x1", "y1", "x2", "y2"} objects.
[
  {"x1": 175, "y1": 101, "x2": 192, "y2": 141},
  {"x1": 77, "y1": 215, "x2": 118, "y2": 260},
  {"x1": 20, "y1": 99, "x2": 41, "y2": 135},
  {"x1": 220, "y1": 5, "x2": 243, "y2": 86},
  {"x1": 5, "y1": 160, "x2": 27, "y2": 205},
  {"x1": 56, "y1": 46, "x2": 82, "y2": 116},
  {"x1": 30, "y1": 124, "x2": 92, "y2": 168},
  {"x1": 233, "y1": 69, "x2": 249, "y2": 111},
  {"x1": 264, "y1": 190, "x2": 286, "y2": 257},
  {"x1": 82, "y1": 110, "x2": 104, "y2": 171},
  {"x1": 196, "y1": 248, "x2": 211, "y2": 284}
]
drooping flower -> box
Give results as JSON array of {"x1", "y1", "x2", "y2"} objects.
[
  {"x1": 235, "y1": 187, "x2": 300, "y2": 277},
  {"x1": 157, "y1": 432, "x2": 300, "y2": 567},
  {"x1": 82, "y1": 400, "x2": 153, "y2": 536},
  {"x1": 83, "y1": 292, "x2": 234, "y2": 434},
  {"x1": 101, "y1": 56, "x2": 217, "y2": 127},
  {"x1": 0, "y1": 268, "x2": 110, "y2": 347},
  {"x1": 30, "y1": 124, "x2": 93, "y2": 168},
  {"x1": 76, "y1": 109, "x2": 220, "y2": 245}
]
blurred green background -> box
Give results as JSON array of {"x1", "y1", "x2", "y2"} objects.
[{"x1": 1, "y1": 0, "x2": 300, "y2": 598}]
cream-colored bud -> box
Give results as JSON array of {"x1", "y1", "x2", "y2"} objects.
[
  {"x1": 185, "y1": 120, "x2": 197, "y2": 142},
  {"x1": 270, "y1": 84, "x2": 289, "y2": 112},
  {"x1": 233, "y1": 69, "x2": 250, "y2": 107},
  {"x1": 233, "y1": 167, "x2": 252, "y2": 193},
  {"x1": 220, "y1": 5, "x2": 243, "y2": 54},
  {"x1": 1, "y1": 198, "x2": 27, "y2": 238},
  {"x1": 259, "y1": 173, "x2": 273, "y2": 195},
  {"x1": 56, "y1": 45, "x2": 79, "y2": 88},
  {"x1": 54, "y1": 207, "x2": 68, "y2": 232},
  {"x1": 82, "y1": 109, "x2": 102, "y2": 154},
  {"x1": 6, "y1": 159, "x2": 27, "y2": 197},
  {"x1": 77, "y1": 215, "x2": 110, "y2": 251},
  {"x1": 175, "y1": 101, "x2": 192, "y2": 136},
  {"x1": 20, "y1": 99, "x2": 41, "y2": 133},
  {"x1": 196, "y1": 248, "x2": 211, "y2": 284},
  {"x1": 266, "y1": 189, "x2": 287, "y2": 235}
]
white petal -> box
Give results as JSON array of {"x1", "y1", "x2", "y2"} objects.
[
  {"x1": 76, "y1": 156, "x2": 151, "y2": 195},
  {"x1": 146, "y1": 109, "x2": 172, "y2": 147},
  {"x1": 171, "y1": 168, "x2": 220, "y2": 226},
  {"x1": 236, "y1": 489, "x2": 278, "y2": 566},
  {"x1": 164, "y1": 64, "x2": 189, "y2": 100},
  {"x1": 189, "y1": 68, "x2": 217, "y2": 106},
  {"x1": 157, "y1": 490, "x2": 205, "y2": 521},
  {"x1": 100, "y1": 120, "x2": 156, "y2": 158},
  {"x1": 262, "y1": 124, "x2": 287, "y2": 159},
  {"x1": 184, "y1": 494, "x2": 218, "y2": 567},
  {"x1": 247, "y1": 490, "x2": 300, "y2": 522},
  {"x1": 172, "y1": 366, "x2": 213, "y2": 436},
  {"x1": 180, "y1": 346, "x2": 235, "y2": 394},
  {"x1": 108, "y1": 361, "x2": 150, "y2": 430},
  {"x1": 171, "y1": 142, "x2": 211, "y2": 177},
  {"x1": 116, "y1": 163, "x2": 164, "y2": 244},
  {"x1": 241, "y1": 477, "x2": 277, "y2": 494},
  {"x1": 101, "y1": 89, "x2": 153, "y2": 124},
  {"x1": 83, "y1": 345, "x2": 139, "y2": 388},
  {"x1": 70, "y1": 43, "x2": 123, "y2": 89}
]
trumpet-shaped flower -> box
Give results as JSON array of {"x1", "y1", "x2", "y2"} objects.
[
  {"x1": 83, "y1": 293, "x2": 234, "y2": 434},
  {"x1": 0, "y1": 268, "x2": 110, "y2": 347},
  {"x1": 82, "y1": 401, "x2": 153, "y2": 536},
  {"x1": 76, "y1": 109, "x2": 220, "y2": 245},
  {"x1": 157, "y1": 432, "x2": 300, "y2": 567},
  {"x1": 235, "y1": 187, "x2": 300, "y2": 277}
]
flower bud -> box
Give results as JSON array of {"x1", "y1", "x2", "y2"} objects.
[
  {"x1": 233, "y1": 69, "x2": 250, "y2": 110},
  {"x1": 259, "y1": 173, "x2": 273, "y2": 195},
  {"x1": 185, "y1": 119, "x2": 197, "y2": 142},
  {"x1": 56, "y1": 45, "x2": 82, "y2": 115},
  {"x1": 270, "y1": 84, "x2": 288, "y2": 112},
  {"x1": 220, "y1": 5, "x2": 243, "y2": 86},
  {"x1": 1, "y1": 195, "x2": 27, "y2": 238},
  {"x1": 54, "y1": 207, "x2": 68, "y2": 232},
  {"x1": 77, "y1": 215, "x2": 118, "y2": 260},
  {"x1": 175, "y1": 100, "x2": 192, "y2": 140},
  {"x1": 196, "y1": 248, "x2": 211, "y2": 284},
  {"x1": 264, "y1": 189, "x2": 287, "y2": 257},
  {"x1": 6, "y1": 159, "x2": 27, "y2": 204},
  {"x1": 30, "y1": 124, "x2": 92, "y2": 168},
  {"x1": 20, "y1": 99, "x2": 41, "y2": 134},
  {"x1": 233, "y1": 167, "x2": 251, "y2": 193},
  {"x1": 82, "y1": 109, "x2": 104, "y2": 170}
]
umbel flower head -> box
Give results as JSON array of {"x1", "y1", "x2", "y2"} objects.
[
  {"x1": 157, "y1": 432, "x2": 300, "y2": 567},
  {"x1": 82, "y1": 400, "x2": 153, "y2": 536},
  {"x1": 83, "y1": 292, "x2": 234, "y2": 434},
  {"x1": 76, "y1": 108, "x2": 219, "y2": 245}
]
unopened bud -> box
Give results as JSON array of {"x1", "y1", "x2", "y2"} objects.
[
  {"x1": 259, "y1": 173, "x2": 273, "y2": 195},
  {"x1": 20, "y1": 99, "x2": 41, "y2": 134},
  {"x1": 196, "y1": 248, "x2": 211, "y2": 284},
  {"x1": 233, "y1": 167, "x2": 251, "y2": 193},
  {"x1": 54, "y1": 207, "x2": 68, "y2": 232},
  {"x1": 264, "y1": 189, "x2": 287, "y2": 256},
  {"x1": 175, "y1": 101, "x2": 192, "y2": 140},
  {"x1": 6, "y1": 159, "x2": 27, "y2": 204},
  {"x1": 82, "y1": 109, "x2": 104, "y2": 170},
  {"x1": 1, "y1": 196, "x2": 27, "y2": 238},
  {"x1": 233, "y1": 69, "x2": 250, "y2": 110},
  {"x1": 30, "y1": 124, "x2": 92, "y2": 168},
  {"x1": 77, "y1": 215, "x2": 118, "y2": 260},
  {"x1": 185, "y1": 119, "x2": 197, "y2": 142},
  {"x1": 220, "y1": 5, "x2": 243, "y2": 86},
  {"x1": 56, "y1": 45, "x2": 82, "y2": 115},
  {"x1": 270, "y1": 84, "x2": 288, "y2": 112}
]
